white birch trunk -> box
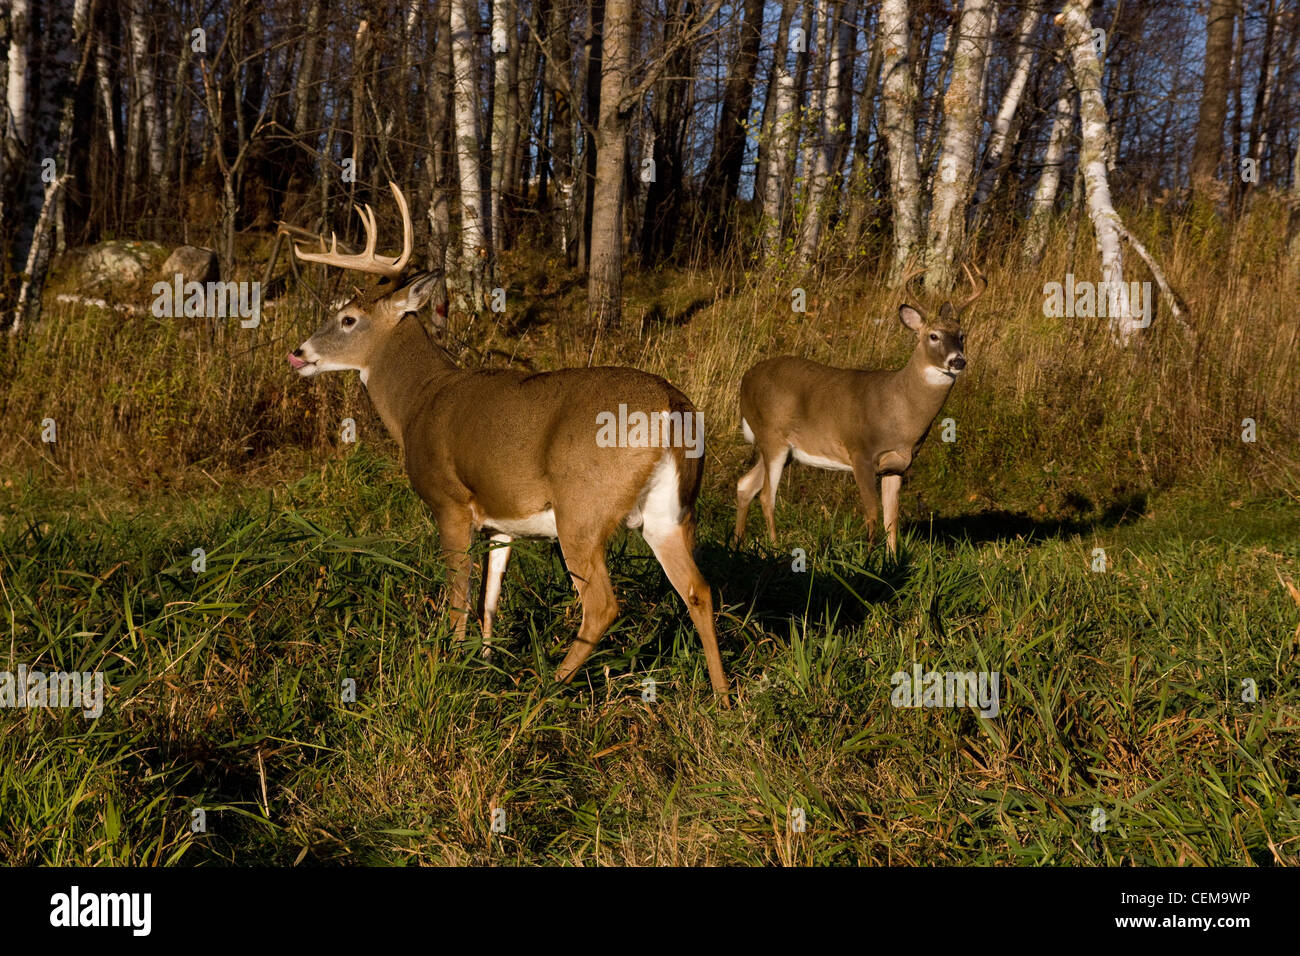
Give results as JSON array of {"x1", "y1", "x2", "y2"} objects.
[
  {"x1": 1022, "y1": 84, "x2": 1074, "y2": 263},
  {"x1": 975, "y1": 4, "x2": 1042, "y2": 207},
  {"x1": 796, "y1": 0, "x2": 832, "y2": 224},
  {"x1": 797, "y1": 0, "x2": 854, "y2": 262},
  {"x1": 490, "y1": 0, "x2": 510, "y2": 252},
  {"x1": 1058, "y1": 0, "x2": 1139, "y2": 344},
  {"x1": 924, "y1": 0, "x2": 994, "y2": 292},
  {"x1": 7, "y1": 0, "x2": 31, "y2": 147},
  {"x1": 879, "y1": 0, "x2": 922, "y2": 282},
  {"x1": 761, "y1": 65, "x2": 798, "y2": 257},
  {"x1": 450, "y1": 0, "x2": 489, "y2": 309},
  {"x1": 128, "y1": 1, "x2": 164, "y2": 179}
]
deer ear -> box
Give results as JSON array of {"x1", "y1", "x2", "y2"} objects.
[
  {"x1": 390, "y1": 271, "x2": 439, "y2": 316},
  {"x1": 899, "y1": 305, "x2": 925, "y2": 332}
]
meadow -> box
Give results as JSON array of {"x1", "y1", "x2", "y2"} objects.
[{"x1": 1, "y1": 203, "x2": 1297, "y2": 865}]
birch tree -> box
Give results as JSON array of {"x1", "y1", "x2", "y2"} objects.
[
  {"x1": 797, "y1": 0, "x2": 855, "y2": 263},
  {"x1": 879, "y1": 0, "x2": 923, "y2": 282},
  {"x1": 924, "y1": 0, "x2": 994, "y2": 292},
  {"x1": 490, "y1": 0, "x2": 511, "y2": 253},
  {"x1": 450, "y1": 0, "x2": 490, "y2": 312},
  {"x1": 1057, "y1": 0, "x2": 1140, "y2": 343},
  {"x1": 974, "y1": 3, "x2": 1044, "y2": 211},
  {"x1": 13, "y1": 0, "x2": 88, "y2": 333},
  {"x1": 127, "y1": 1, "x2": 164, "y2": 187},
  {"x1": 1022, "y1": 82, "x2": 1075, "y2": 263},
  {"x1": 760, "y1": 65, "x2": 798, "y2": 258}
]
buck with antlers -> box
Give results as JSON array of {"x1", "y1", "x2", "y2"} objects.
[
  {"x1": 286, "y1": 183, "x2": 729, "y2": 698},
  {"x1": 733, "y1": 265, "x2": 983, "y2": 555}
]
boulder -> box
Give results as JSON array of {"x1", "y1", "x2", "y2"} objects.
[
  {"x1": 79, "y1": 240, "x2": 167, "y2": 286},
  {"x1": 160, "y1": 245, "x2": 220, "y2": 285}
]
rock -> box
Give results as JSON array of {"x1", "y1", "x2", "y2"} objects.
[
  {"x1": 79, "y1": 240, "x2": 167, "y2": 286},
  {"x1": 160, "y1": 245, "x2": 219, "y2": 285}
]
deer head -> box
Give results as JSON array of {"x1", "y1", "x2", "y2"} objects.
[
  {"x1": 286, "y1": 182, "x2": 438, "y2": 378},
  {"x1": 897, "y1": 263, "x2": 984, "y2": 380}
]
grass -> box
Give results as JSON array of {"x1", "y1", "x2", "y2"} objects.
[
  {"x1": 1, "y1": 451, "x2": 1296, "y2": 865},
  {"x1": 1, "y1": 203, "x2": 1298, "y2": 865}
]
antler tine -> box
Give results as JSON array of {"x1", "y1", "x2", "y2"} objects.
[
  {"x1": 292, "y1": 181, "x2": 413, "y2": 278},
  {"x1": 899, "y1": 261, "x2": 927, "y2": 307},
  {"x1": 956, "y1": 263, "x2": 987, "y2": 314},
  {"x1": 389, "y1": 181, "x2": 413, "y2": 274}
]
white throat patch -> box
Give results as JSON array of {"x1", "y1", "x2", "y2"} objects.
[{"x1": 922, "y1": 366, "x2": 957, "y2": 387}]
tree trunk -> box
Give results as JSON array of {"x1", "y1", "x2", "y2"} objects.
[
  {"x1": 293, "y1": 0, "x2": 323, "y2": 138},
  {"x1": 1059, "y1": 0, "x2": 1141, "y2": 344},
  {"x1": 1022, "y1": 81, "x2": 1074, "y2": 263},
  {"x1": 642, "y1": 0, "x2": 694, "y2": 266},
  {"x1": 754, "y1": 0, "x2": 796, "y2": 214},
  {"x1": 1190, "y1": 0, "x2": 1235, "y2": 202},
  {"x1": 760, "y1": 65, "x2": 798, "y2": 258},
  {"x1": 13, "y1": 0, "x2": 88, "y2": 333},
  {"x1": 450, "y1": 0, "x2": 490, "y2": 312},
  {"x1": 797, "y1": 0, "x2": 854, "y2": 263},
  {"x1": 490, "y1": 0, "x2": 511, "y2": 252},
  {"x1": 844, "y1": 3, "x2": 883, "y2": 250},
  {"x1": 701, "y1": 0, "x2": 763, "y2": 244},
  {"x1": 924, "y1": 0, "x2": 994, "y2": 292},
  {"x1": 879, "y1": 0, "x2": 923, "y2": 283},
  {"x1": 128, "y1": 1, "x2": 164, "y2": 182},
  {"x1": 587, "y1": 0, "x2": 631, "y2": 329},
  {"x1": 974, "y1": 3, "x2": 1042, "y2": 210}
]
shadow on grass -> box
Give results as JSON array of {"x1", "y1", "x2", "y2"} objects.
[
  {"x1": 696, "y1": 540, "x2": 906, "y2": 633},
  {"x1": 915, "y1": 491, "x2": 1148, "y2": 546},
  {"x1": 696, "y1": 492, "x2": 1148, "y2": 629}
]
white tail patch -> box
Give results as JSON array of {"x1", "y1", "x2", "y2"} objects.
[
  {"x1": 628, "y1": 452, "x2": 685, "y2": 536},
  {"x1": 741, "y1": 417, "x2": 755, "y2": 444}
]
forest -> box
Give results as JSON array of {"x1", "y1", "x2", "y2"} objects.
[{"x1": 0, "y1": 0, "x2": 1297, "y2": 867}]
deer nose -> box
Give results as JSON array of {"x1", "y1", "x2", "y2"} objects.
[{"x1": 950, "y1": 356, "x2": 967, "y2": 371}]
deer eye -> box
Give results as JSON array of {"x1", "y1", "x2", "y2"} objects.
[
  {"x1": 341, "y1": 315, "x2": 357, "y2": 328},
  {"x1": 929, "y1": 333, "x2": 940, "y2": 341}
]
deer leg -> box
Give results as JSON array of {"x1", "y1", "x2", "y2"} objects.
[
  {"x1": 733, "y1": 456, "x2": 766, "y2": 544},
  {"x1": 642, "y1": 517, "x2": 730, "y2": 701},
  {"x1": 437, "y1": 510, "x2": 474, "y2": 640},
  {"x1": 759, "y1": 446, "x2": 789, "y2": 544},
  {"x1": 480, "y1": 533, "x2": 512, "y2": 659},
  {"x1": 881, "y1": 473, "x2": 903, "y2": 557},
  {"x1": 852, "y1": 456, "x2": 881, "y2": 545},
  {"x1": 554, "y1": 528, "x2": 619, "y2": 685}
]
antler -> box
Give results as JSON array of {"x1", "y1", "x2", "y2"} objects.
[
  {"x1": 899, "y1": 262, "x2": 927, "y2": 306},
  {"x1": 293, "y1": 181, "x2": 413, "y2": 279},
  {"x1": 955, "y1": 263, "x2": 986, "y2": 314}
]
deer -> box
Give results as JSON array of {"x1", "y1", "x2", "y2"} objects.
[
  {"x1": 285, "y1": 182, "x2": 729, "y2": 699},
  {"x1": 732, "y1": 264, "x2": 983, "y2": 556}
]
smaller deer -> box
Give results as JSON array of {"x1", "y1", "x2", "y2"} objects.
[{"x1": 733, "y1": 265, "x2": 983, "y2": 555}]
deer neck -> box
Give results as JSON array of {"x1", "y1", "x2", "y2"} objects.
[
  {"x1": 363, "y1": 315, "x2": 458, "y2": 449},
  {"x1": 891, "y1": 349, "x2": 956, "y2": 426}
]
